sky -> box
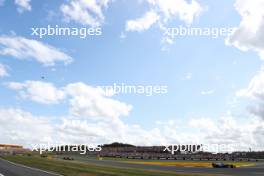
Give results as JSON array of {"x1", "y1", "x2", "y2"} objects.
[{"x1": 0, "y1": 0, "x2": 264, "y2": 151}]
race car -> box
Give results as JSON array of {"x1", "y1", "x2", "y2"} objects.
[
  {"x1": 63, "y1": 157, "x2": 74, "y2": 161},
  {"x1": 212, "y1": 162, "x2": 236, "y2": 168}
]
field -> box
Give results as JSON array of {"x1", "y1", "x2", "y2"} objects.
[
  {"x1": 123, "y1": 160, "x2": 255, "y2": 168},
  {"x1": 1, "y1": 154, "x2": 259, "y2": 176},
  {"x1": 0, "y1": 155, "x2": 207, "y2": 176},
  {"x1": 56, "y1": 155, "x2": 256, "y2": 168}
]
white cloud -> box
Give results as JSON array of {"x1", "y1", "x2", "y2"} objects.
[
  {"x1": 7, "y1": 80, "x2": 264, "y2": 149},
  {"x1": 6, "y1": 81, "x2": 132, "y2": 119},
  {"x1": 65, "y1": 82, "x2": 132, "y2": 119},
  {"x1": 124, "y1": 0, "x2": 203, "y2": 45},
  {"x1": 125, "y1": 0, "x2": 203, "y2": 34},
  {"x1": 6, "y1": 82, "x2": 24, "y2": 90},
  {"x1": 147, "y1": 0, "x2": 203, "y2": 25},
  {"x1": 237, "y1": 68, "x2": 264, "y2": 119},
  {"x1": 0, "y1": 107, "x2": 148, "y2": 146},
  {"x1": 126, "y1": 11, "x2": 159, "y2": 32},
  {"x1": 0, "y1": 36, "x2": 73, "y2": 66},
  {"x1": 233, "y1": 0, "x2": 264, "y2": 100},
  {"x1": 0, "y1": 63, "x2": 8, "y2": 77},
  {"x1": 14, "y1": 0, "x2": 31, "y2": 13},
  {"x1": 0, "y1": 107, "x2": 165, "y2": 146},
  {"x1": 60, "y1": 0, "x2": 111, "y2": 27},
  {"x1": 188, "y1": 115, "x2": 264, "y2": 149},
  {"x1": 226, "y1": 0, "x2": 264, "y2": 59},
  {"x1": 236, "y1": 68, "x2": 264, "y2": 101},
  {"x1": 249, "y1": 104, "x2": 264, "y2": 120},
  {"x1": 1, "y1": 107, "x2": 264, "y2": 151},
  {"x1": 0, "y1": 108, "x2": 54, "y2": 145},
  {"x1": 228, "y1": 0, "x2": 264, "y2": 121},
  {"x1": 6, "y1": 81, "x2": 66, "y2": 104}
]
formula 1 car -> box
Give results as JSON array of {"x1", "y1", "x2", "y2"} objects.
[
  {"x1": 212, "y1": 162, "x2": 236, "y2": 168},
  {"x1": 63, "y1": 157, "x2": 74, "y2": 161}
]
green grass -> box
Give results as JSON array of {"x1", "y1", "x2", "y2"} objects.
[
  {"x1": 0, "y1": 155, "x2": 204, "y2": 176},
  {"x1": 62, "y1": 155, "x2": 256, "y2": 168},
  {"x1": 58, "y1": 155, "x2": 255, "y2": 168},
  {"x1": 122, "y1": 160, "x2": 256, "y2": 168}
]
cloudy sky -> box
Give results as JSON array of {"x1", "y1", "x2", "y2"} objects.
[{"x1": 0, "y1": 0, "x2": 264, "y2": 151}]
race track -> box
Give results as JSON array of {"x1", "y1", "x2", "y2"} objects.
[
  {"x1": 0, "y1": 159, "x2": 60, "y2": 176},
  {"x1": 82, "y1": 158, "x2": 264, "y2": 176}
]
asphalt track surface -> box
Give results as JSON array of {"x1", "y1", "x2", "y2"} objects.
[
  {"x1": 0, "y1": 158, "x2": 60, "y2": 176},
  {"x1": 82, "y1": 158, "x2": 264, "y2": 176}
]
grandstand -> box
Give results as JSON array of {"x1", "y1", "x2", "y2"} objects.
[
  {"x1": 53, "y1": 143, "x2": 264, "y2": 161},
  {"x1": 0, "y1": 144, "x2": 28, "y2": 154}
]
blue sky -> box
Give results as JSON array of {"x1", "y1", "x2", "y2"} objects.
[{"x1": 0, "y1": 0, "x2": 264, "y2": 151}]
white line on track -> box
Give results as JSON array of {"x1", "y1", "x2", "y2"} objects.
[
  {"x1": 0, "y1": 173, "x2": 5, "y2": 176},
  {"x1": 0, "y1": 158, "x2": 61, "y2": 176}
]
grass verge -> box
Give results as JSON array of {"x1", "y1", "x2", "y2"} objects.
[
  {"x1": 0, "y1": 155, "x2": 204, "y2": 176},
  {"x1": 123, "y1": 161, "x2": 256, "y2": 168}
]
